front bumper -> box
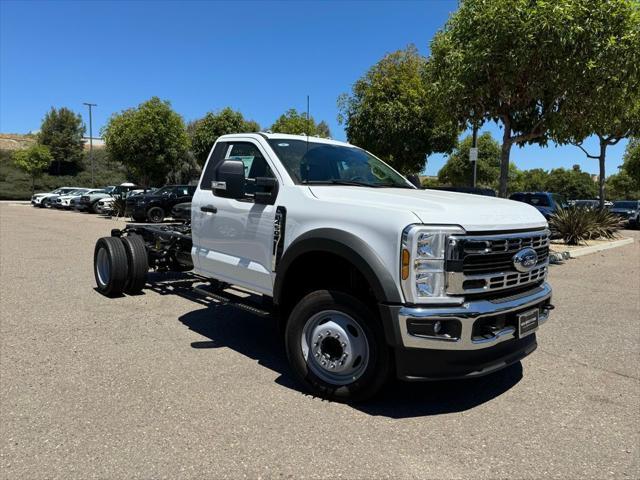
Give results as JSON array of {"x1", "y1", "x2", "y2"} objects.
[{"x1": 383, "y1": 282, "x2": 552, "y2": 380}]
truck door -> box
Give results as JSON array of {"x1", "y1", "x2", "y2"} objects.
[{"x1": 191, "y1": 139, "x2": 278, "y2": 295}]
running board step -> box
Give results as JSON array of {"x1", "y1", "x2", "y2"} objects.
[{"x1": 192, "y1": 283, "x2": 272, "y2": 317}]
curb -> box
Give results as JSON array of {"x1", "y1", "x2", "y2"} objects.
[{"x1": 563, "y1": 237, "x2": 634, "y2": 258}]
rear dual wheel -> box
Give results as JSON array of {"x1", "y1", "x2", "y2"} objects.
[{"x1": 94, "y1": 235, "x2": 148, "y2": 296}]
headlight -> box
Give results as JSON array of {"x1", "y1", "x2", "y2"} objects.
[{"x1": 400, "y1": 224, "x2": 465, "y2": 304}]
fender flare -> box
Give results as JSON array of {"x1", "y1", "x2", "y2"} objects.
[{"x1": 273, "y1": 228, "x2": 402, "y2": 306}]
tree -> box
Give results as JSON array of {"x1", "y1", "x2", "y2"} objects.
[
  {"x1": 519, "y1": 168, "x2": 549, "y2": 192},
  {"x1": 545, "y1": 166, "x2": 598, "y2": 199},
  {"x1": 438, "y1": 132, "x2": 500, "y2": 186},
  {"x1": 606, "y1": 170, "x2": 640, "y2": 200},
  {"x1": 548, "y1": 0, "x2": 640, "y2": 207},
  {"x1": 102, "y1": 97, "x2": 190, "y2": 186},
  {"x1": 621, "y1": 138, "x2": 640, "y2": 187},
  {"x1": 427, "y1": 0, "x2": 636, "y2": 197},
  {"x1": 270, "y1": 109, "x2": 331, "y2": 138},
  {"x1": 38, "y1": 107, "x2": 85, "y2": 175},
  {"x1": 189, "y1": 108, "x2": 260, "y2": 166},
  {"x1": 13, "y1": 144, "x2": 53, "y2": 193},
  {"x1": 338, "y1": 45, "x2": 458, "y2": 175}
]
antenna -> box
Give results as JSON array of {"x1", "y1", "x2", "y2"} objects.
[{"x1": 306, "y1": 95, "x2": 310, "y2": 153}]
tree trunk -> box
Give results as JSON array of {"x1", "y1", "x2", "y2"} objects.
[
  {"x1": 598, "y1": 138, "x2": 607, "y2": 209},
  {"x1": 499, "y1": 123, "x2": 512, "y2": 198}
]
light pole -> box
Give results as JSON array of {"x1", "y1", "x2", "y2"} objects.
[{"x1": 83, "y1": 102, "x2": 97, "y2": 187}]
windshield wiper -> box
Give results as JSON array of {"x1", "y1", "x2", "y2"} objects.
[
  {"x1": 302, "y1": 180, "x2": 371, "y2": 187},
  {"x1": 302, "y1": 179, "x2": 413, "y2": 188}
]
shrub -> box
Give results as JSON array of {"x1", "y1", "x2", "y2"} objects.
[{"x1": 549, "y1": 207, "x2": 623, "y2": 245}]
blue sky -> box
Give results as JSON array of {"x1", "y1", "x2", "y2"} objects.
[{"x1": 0, "y1": 0, "x2": 628, "y2": 176}]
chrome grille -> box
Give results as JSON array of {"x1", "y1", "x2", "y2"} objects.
[{"x1": 447, "y1": 230, "x2": 550, "y2": 295}]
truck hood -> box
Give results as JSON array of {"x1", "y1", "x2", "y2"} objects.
[{"x1": 308, "y1": 186, "x2": 547, "y2": 232}]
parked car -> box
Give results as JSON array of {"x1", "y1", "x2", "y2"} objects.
[
  {"x1": 95, "y1": 197, "x2": 115, "y2": 215},
  {"x1": 509, "y1": 192, "x2": 568, "y2": 219},
  {"x1": 54, "y1": 189, "x2": 90, "y2": 209},
  {"x1": 32, "y1": 187, "x2": 81, "y2": 208},
  {"x1": 126, "y1": 185, "x2": 196, "y2": 223},
  {"x1": 572, "y1": 199, "x2": 600, "y2": 209},
  {"x1": 609, "y1": 200, "x2": 640, "y2": 227},
  {"x1": 93, "y1": 132, "x2": 553, "y2": 401},
  {"x1": 76, "y1": 186, "x2": 116, "y2": 213},
  {"x1": 171, "y1": 202, "x2": 191, "y2": 221}
]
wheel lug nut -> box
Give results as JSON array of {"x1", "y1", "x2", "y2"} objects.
[{"x1": 341, "y1": 342, "x2": 346, "y2": 347}]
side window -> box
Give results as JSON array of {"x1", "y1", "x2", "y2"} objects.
[
  {"x1": 176, "y1": 186, "x2": 190, "y2": 196},
  {"x1": 223, "y1": 142, "x2": 275, "y2": 196}
]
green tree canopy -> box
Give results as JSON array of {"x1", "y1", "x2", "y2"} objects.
[
  {"x1": 545, "y1": 166, "x2": 599, "y2": 199},
  {"x1": 519, "y1": 168, "x2": 550, "y2": 193},
  {"x1": 38, "y1": 107, "x2": 85, "y2": 174},
  {"x1": 621, "y1": 138, "x2": 640, "y2": 186},
  {"x1": 102, "y1": 97, "x2": 190, "y2": 186},
  {"x1": 13, "y1": 144, "x2": 54, "y2": 193},
  {"x1": 338, "y1": 45, "x2": 458, "y2": 175},
  {"x1": 438, "y1": 132, "x2": 500, "y2": 186},
  {"x1": 189, "y1": 108, "x2": 260, "y2": 166},
  {"x1": 549, "y1": 0, "x2": 640, "y2": 206},
  {"x1": 427, "y1": 0, "x2": 639, "y2": 197},
  {"x1": 606, "y1": 170, "x2": 640, "y2": 200},
  {"x1": 270, "y1": 109, "x2": 331, "y2": 138}
]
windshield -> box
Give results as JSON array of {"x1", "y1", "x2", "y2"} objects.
[
  {"x1": 154, "y1": 186, "x2": 175, "y2": 196},
  {"x1": 268, "y1": 140, "x2": 412, "y2": 188},
  {"x1": 612, "y1": 201, "x2": 638, "y2": 209}
]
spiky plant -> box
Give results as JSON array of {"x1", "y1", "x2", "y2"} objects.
[
  {"x1": 549, "y1": 207, "x2": 622, "y2": 245},
  {"x1": 589, "y1": 208, "x2": 623, "y2": 240}
]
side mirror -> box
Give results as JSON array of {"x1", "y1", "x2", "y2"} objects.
[{"x1": 215, "y1": 160, "x2": 246, "y2": 198}]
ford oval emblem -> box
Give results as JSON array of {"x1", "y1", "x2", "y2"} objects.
[{"x1": 513, "y1": 247, "x2": 538, "y2": 273}]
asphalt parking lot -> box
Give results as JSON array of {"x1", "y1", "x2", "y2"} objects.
[{"x1": 1, "y1": 202, "x2": 638, "y2": 479}]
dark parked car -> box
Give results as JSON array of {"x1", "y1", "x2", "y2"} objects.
[
  {"x1": 127, "y1": 185, "x2": 196, "y2": 223},
  {"x1": 572, "y1": 199, "x2": 600, "y2": 210},
  {"x1": 171, "y1": 202, "x2": 191, "y2": 222},
  {"x1": 509, "y1": 192, "x2": 568, "y2": 219},
  {"x1": 609, "y1": 200, "x2": 639, "y2": 226}
]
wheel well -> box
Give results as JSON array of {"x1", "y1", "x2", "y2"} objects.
[{"x1": 276, "y1": 251, "x2": 377, "y2": 322}]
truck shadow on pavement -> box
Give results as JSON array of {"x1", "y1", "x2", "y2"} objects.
[{"x1": 147, "y1": 272, "x2": 523, "y2": 419}]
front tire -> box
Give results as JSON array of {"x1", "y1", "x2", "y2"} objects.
[
  {"x1": 94, "y1": 237, "x2": 128, "y2": 297},
  {"x1": 285, "y1": 290, "x2": 390, "y2": 402},
  {"x1": 147, "y1": 206, "x2": 165, "y2": 223}
]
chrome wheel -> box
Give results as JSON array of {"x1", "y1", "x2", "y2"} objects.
[
  {"x1": 96, "y1": 247, "x2": 110, "y2": 287},
  {"x1": 301, "y1": 310, "x2": 370, "y2": 385}
]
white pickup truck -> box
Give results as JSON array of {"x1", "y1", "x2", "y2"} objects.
[{"x1": 93, "y1": 133, "x2": 553, "y2": 401}]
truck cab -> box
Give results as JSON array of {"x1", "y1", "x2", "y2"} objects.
[{"x1": 94, "y1": 133, "x2": 553, "y2": 401}]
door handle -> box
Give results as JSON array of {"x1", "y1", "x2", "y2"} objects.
[{"x1": 201, "y1": 205, "x2": 217, "y2": 214}]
